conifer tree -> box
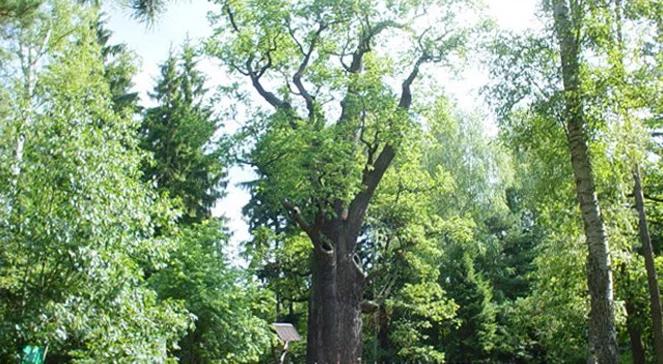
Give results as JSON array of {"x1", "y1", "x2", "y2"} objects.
[
  {"x1": 0, "y1": 2, "x2": 189, "y2": 360},
  {"x1": 140, "y1": 44, "x2": 226, "y2": 224},
  {"x1": 141, "y1": 44, "x2": 273, "y2": 363},
  {"x1": 95, "y1": 16, "x2": 140, "y2": 114}
]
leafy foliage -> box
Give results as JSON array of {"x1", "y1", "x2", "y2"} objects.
[
  {"x1": 0, "y1": 0, "x2": 662, "y2": 363},
  {"x1": 0, "y1": 2, "x2": 189, "y2": 361},
  {"x1": 149, "y1": 220, "x2": 274, "y2": 363}
]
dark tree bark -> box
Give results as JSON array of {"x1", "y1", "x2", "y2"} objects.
[
  {"x1": 296, "y1": 144, "x2": 399, "y2": 363},
  {"x1": 551, "y1": 1, "x2": 618, "y2": 363},
  {"x1": 377, "y1": 304, "x2": 392, "y2": 364},
  {"x1": 625, "y1": 299, "x2": 647, "y2": 364},
  {"x1": 299, "y1": 60, "x2": 421, "y2": 361},
  {"x1": 305, "y1": 224, "x2": 366, "y2": 363},
  {"x1": 297, "y1": 59, "x2": 420, "y2": 363},
  {"x1": 633, "y1": 165, "x2": 663, "y2": 363}
]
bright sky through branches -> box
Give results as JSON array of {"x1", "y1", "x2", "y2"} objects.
[{"x1": 103, "y1": 0, "x2": 541, "y2": 251}]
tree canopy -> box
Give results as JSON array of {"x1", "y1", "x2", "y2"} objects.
[{"x1": 1, "y1": 0, "x2": 662, "y2": 363}]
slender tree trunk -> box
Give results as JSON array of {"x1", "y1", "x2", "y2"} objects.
[
  {"x1": 613, "y1": 0, "x2": 663, "y2": 359},
  {"x1": 633, "y1": 165, "x2": 663, "y2": 363},
  {"x1": 12, "y1": 39, "x2": 34, "y2": 195},
  {"x1": 377, "y1": 304, "x2": 391, "y2": 364},
  {"x1": 306, "y1": 224, "x2": 365, "y2": 364},
  {"x1": 625, "y1": 299, "x2": 647, "y2": 364},
  {"x1": 551, "y1": 1, "x2": 618, "y2": 363},
  {"x1": 566, "y1": 114, "x2": 618, "y2": 364}
]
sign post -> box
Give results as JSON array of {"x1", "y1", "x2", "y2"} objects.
[
  {"x1": 272, "y1": 323, "x2": 301, "y2": 364},
  {"x1": 21, "y1": 344, "x2": 47, "y2": 364}
]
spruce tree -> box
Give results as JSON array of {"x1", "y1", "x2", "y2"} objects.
[
  {"x1": 440, "y1": 247, "x2": 497, "y2": 363},
  {"x1": 95, "y1": 16, "x2": 140, "y2": 114},
  {"x1": 0, "y1": 2, "x2": 190, "y2": 359},
  {"x1": 140, "y1": 44, "x2": 225, "y2": 224},
  {"x1": 140, "y1": 44, "x2": 274, "y2": 363}
]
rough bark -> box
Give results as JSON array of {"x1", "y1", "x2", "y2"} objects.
[
  {"x1": 302, "y1": 66, "x2": 418, "y2": 362},
  {"x1": 287, "y1": 48, "x2": 421, "y2": 364},
  {"x1": 551, "y1": 1, "x2": 618, "y2": 363},
  {"x1": 305, "y1": 223, "x2": 365, "y2": 364},
  {"x1": 633, "y1": 165, "x2": 663, "y2": 363}
]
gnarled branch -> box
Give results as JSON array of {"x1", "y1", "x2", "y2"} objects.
[
  {"x1": 347, "y1": 51, "x2": 433, "y2": 238},
  {"x1": 293, "y1": 23, "x2": 327, "y2": 119},
  {"x1": 399, "y1": 54, "x2": 428, "y2": 109},
  {"x1": 225, "y1": 4, "x2": 290, "y2": 111},
  {"x1": 283, "y1": 200, "x2": 313, "y2": 236}
]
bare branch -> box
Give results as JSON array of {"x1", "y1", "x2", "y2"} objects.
[
  {"x1": 342, "y1": 28, "x2": 438, "y2": 235},
  {"x1": 248, "y1": 72, "x2": 288, "y2": 109},
  {"x1": 286, "y1": 19, "x2": 305, "y2": 56},
  {"x1": 349, "y1": 20, "x2": 404, "y2": 73},
  {"x1": 283, "y1": 200, "x2": 314, "y2": 237},
  {"x1": 401, "y1": 25, "x2": 455, "y2": 109},
  {"x1": 228, "y1": 60, "x2": 250, "y2": 76},
  {"x1": 353, "y1": 253, "x2": 368, "y2": 280},
  {"x1": 399, "y1": 54, "x2": 427, "y2": 109},
  {"x1": 337, "y1": 32, "x2": 354, "y2": 71},
  {"x1": 224, "y1": 4, "x2": 241, "y2": 33},
  {"x1": 293, "y1": 23, "x2": 327, "y2": 119},
  {"x1": 338, "y1": 20, "x2": 406, "y2": 124},
  {"x1": 279, "y1": 69, "x2": 300, "y2": 96},
  {"x1": 347, "y1": 144, "x2": 396, "y2": 238},
  {"x1": 225, "y1": 3, "x2": 290, "y2": 111}
]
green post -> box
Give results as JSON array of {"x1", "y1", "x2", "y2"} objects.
[{"x1": 21, "y1": 345, "x2": 45, "y2": 364}]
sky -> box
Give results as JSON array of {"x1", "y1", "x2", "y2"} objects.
[{"x1": 102, "y1": 0, "x2": 542, "y2": 255}]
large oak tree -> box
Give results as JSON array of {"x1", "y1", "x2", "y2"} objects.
[{"x1": 206, "y1": 0, "x2": 477, "y2": 361}]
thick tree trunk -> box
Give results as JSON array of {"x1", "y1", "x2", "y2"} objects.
[
  {"x1": 292, "y1": 23, "x2": 414, "y2": 362},
  {"x1": 306, "y1": 226, "x2": 365, "y2": 364},
  {"x1": 301, "y1": 146, "x2": 395, "y2": 364},
  {"x1": 633, "y1": 165, "x2": 663, "y2": 363},
  {"x1": 625, "y1": 299, "x2": 647, "y2": 364},
  {"x1": 551, "y1": 1, "x2": 618, "y2": 363}
]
